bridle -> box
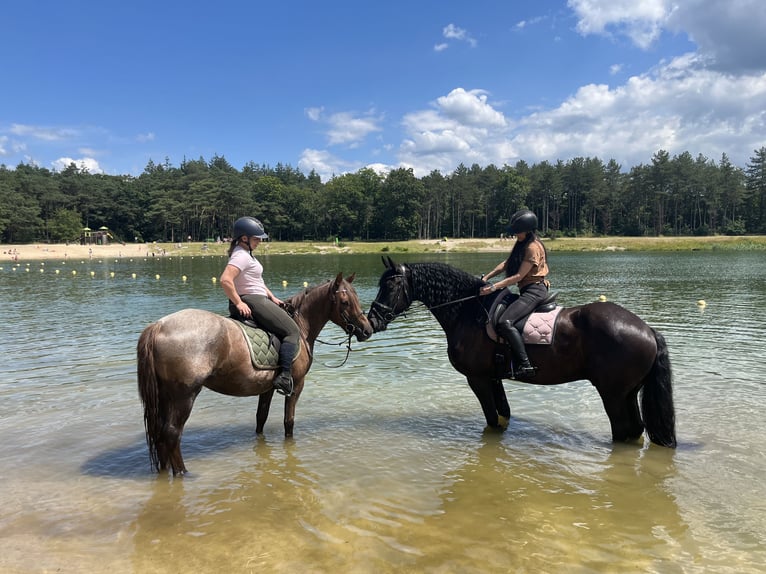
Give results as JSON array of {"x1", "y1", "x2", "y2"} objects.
[
  {"x1": 370, "y1": 264, "x2": 481, "y2": 328},
  {"x1": 369, "y1": 266, "x2": 412, "y2": 327},
  {"x1": 317, "y1": 283, "x2": 368, "y2": 368}
]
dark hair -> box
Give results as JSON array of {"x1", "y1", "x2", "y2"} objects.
[
  {"x1": 227, "y1": 238, "x2": 239, "y2": 257},
  {"x1": 504, "y1": 231, "x2": 546, "y2": 276}
]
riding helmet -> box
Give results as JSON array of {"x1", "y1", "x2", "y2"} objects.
[
  {"x1": 508, "y1": 209, "x2": 537, "y2": 235},
  {"x1": 232, "y1": 216, "x2": 269, "y2": 240}
]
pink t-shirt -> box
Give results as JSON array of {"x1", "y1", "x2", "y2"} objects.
[{"x1": 227, "y1": 246, "x2": 268, "y2": 296}]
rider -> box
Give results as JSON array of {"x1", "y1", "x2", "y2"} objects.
[
  {"x1": 220, "y1": 216, "x2": 300, "y2": 396},
  {"x1": 480, "y1": 209, "x2": 550, "y2": 378}
]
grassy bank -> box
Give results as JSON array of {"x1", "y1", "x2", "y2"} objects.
[{"x1": 172, "y1": 235, "x2": 766, "y2": 257}]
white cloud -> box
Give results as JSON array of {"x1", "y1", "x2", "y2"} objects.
[
  {"x1": 298, "y1": 148, "x2": 356, "y2": 181},
  {"x1": 10, "y1": 124, "x2": 77, "y2": 141},
  {"x1": 434, "y1": 43, "x2": 448, "y2": 52},
  {"x1": 568, "y1": 0, "x2": 669, "y2": 49},
  {"x1": 135, "y1": 132, "x2": 155, "y2": 143},
  {"x1": 325, "y1": 110, "x2": 383, "y2": 146},
  {"x1": 0, "y1": 136, "x2": 7, "y2": 155},
  {"x1": 305, "y1": 107, "x2": 323, "y2": 121},
  {"x1": 441, "y1": 23, "x2": 477, "y2": 48},
  {"x1": 52, "y1": 157, "x2": 103, "y2": 174}
]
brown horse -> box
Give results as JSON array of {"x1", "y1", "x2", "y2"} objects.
[
  {"x1": 137, "y1": 273, "x2": 372, "y2": 475},
  {"x1": 368, "y1": 258, "x2": 676, "y2": 448}
]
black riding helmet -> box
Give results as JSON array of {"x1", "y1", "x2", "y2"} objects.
[
  {"x1": 232, "y1": 216, "x2": 268, "y2": 240},
  {"x1": 507, "y1": 209, "x2": 537, "y2": 235}
]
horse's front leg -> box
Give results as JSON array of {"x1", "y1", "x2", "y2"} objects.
[
  {"x1": 255, "y1": 389, "x2": 275, "y2": 435},
  {"x1": 283, "y1": 376, "x2": 305, "y2": 437},
  {"x1": 467, "y1": 376, "x2": 508, "y2": 430}
]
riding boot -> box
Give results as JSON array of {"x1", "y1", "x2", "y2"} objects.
[
  {"x1": 273, "y1": 341, "x2": 297, "y2": 396},
  {"x1": 497, "y1": 321, "x2": 536, "y2": 378}
]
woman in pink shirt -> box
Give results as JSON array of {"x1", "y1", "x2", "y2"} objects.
[{"x1": 220, "y1": 216, "x2": 300, "y2": 396}]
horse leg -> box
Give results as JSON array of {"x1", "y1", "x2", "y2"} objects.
[
  {"x1": 282, "y1": 376, "x2": 304, "y2": 438},
  {"x1": 595, "y1": 383, "x2": 644, "y2": 444},
  {"x1": 467, "y1": 376, "x2": 505, "y2": 430},
  {"x1": 255, "y1": 390, "x2": 275, "y2": 434},
  {"x1": 491, "y1": 378, "x2": 511, "y2": 426},
  {"x1": 158, "y1": 384, "x2": 200, "y2": 476}
]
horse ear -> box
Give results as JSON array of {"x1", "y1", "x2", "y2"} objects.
[
  {"x1": 381, "y1": 255, "x2": 389, "y2": 268},
  {"x1": 334, "y1": 272, "x2": 343, "y2": 288},
  {"x1": 386, "y1": 256, "x2": 396, "y2": 269},
  {"x1": 346, "y1": 272, "x2": 356, "y2": 283}
]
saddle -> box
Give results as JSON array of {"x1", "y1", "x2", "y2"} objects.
[
  {"x1": 228, "y1": 302, "x2": 303, "y2": 370},
  {"x1": 229, "y1": 318, "x2": 281, "y2": 370},
  {"x1": 485, "y1": 291, "x2": 561, "y2": 345}
]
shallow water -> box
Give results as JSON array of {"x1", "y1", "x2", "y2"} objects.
[{"x1": 1, "y1": 250, "x2": 764, "y2": 572}]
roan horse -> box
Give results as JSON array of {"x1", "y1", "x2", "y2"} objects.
[
  {"x1": 137, "y1": 273, "x2": 372, "y2": 475},
  {"x1": 368, "y1": 258, "x2": 676, "y2": 448}
]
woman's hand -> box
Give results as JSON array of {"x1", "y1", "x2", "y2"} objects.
[
  {"x1": 480, "y1": 283, "x2": 497, "y2": 296},
  {"x1": 236, "y1": 301, "x2": 252, "y2": 317}
]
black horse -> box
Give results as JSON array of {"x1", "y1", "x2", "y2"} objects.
[{"x1": 367, "y1": 257, "x2": 676, "y2": 448}]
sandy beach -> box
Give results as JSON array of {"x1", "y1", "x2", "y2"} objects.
[{"x1": 2, "y1": 242, "x2": 180, "y2": 263}]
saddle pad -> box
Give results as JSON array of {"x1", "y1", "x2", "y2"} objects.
[
  {"x1": 523, "y1": 306, "x2": 563, "y2": 345},
  {"x1": 232, "y1": 321, "x2": 279, "y2": 370},
  {"x1": 486, "y1": 305, "x2": 563, "y2": 346}
]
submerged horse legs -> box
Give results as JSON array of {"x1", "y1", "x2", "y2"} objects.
[
  {"x1": 157, "y1": 385, "x2": 200, "y2": 475},
  {"x1": 595, "y1": 383, "x2": 644, "y2": 443},
  {"x1": 467, "y1": 376, "x2": 510, "y2": 429}
]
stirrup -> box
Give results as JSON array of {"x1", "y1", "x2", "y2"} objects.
[
  {"x1": 273, "y1": 373, "x2": 294, "y2": 397},
  {"x1": 513, "y1": 364, "x2": 537, "y2": 378}
]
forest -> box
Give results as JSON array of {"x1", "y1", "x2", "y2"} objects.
[{"x1": 1, "y1": 147, "x2": 765, "y2": 244}]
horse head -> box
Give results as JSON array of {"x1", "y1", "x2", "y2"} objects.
[
  {"x1": 330, "y1": 272, "x2": 373, "y2": 342},
  {"x1": 367, "y1": 256, "x2": 412, "y2": 333}
]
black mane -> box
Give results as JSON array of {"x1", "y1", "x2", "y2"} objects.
[{"x1": 406, "y1": 262, "x2": 484, "y2": 325}]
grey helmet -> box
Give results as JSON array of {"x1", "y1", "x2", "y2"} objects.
[
  {"x1": 508, "y1": 209, "x2": 537, "y2": 235},
  {"x1": 232, "y1": 216, "x2": 268, "y2": 240}
]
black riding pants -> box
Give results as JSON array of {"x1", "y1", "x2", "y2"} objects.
[
  {"x1": 240, "y1": 295, "x2": 301, "y2": 356},
  {"x1": 497, "y1": 283, "x2": 548, "y2": 328}
]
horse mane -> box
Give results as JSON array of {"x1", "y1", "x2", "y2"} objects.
[
  {"x1": 284, "y1": 279, "x2": 333, "y2": 311},
  {"x1": 407, "y1": 262, "x2": 484, "y2": 324}
]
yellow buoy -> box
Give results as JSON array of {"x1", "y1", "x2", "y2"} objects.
[
  {"x1": 696, "y1": 300, "x2": 706, "y2": 307},
  {"x1": 282, "y1": 280, "x2": 288, "y2": 287},
  {"x1": 598, "y1": 295, "x2": 607, "y2": 302},
  {"x1": 155, "y1": 274, "x2": 160, "y2": 280},
  {"x1": 90, "y1": 271, "x2": 95, "y2": 277},
  {"x1": 25, "y1": 268, "x2": 30, "y2": 272},
  {"x1": 39, "y1": 268, "x2": 44, "y2": 273},
  {"x1": 211, "y1": 277, "x2": 217, "y2": 283},
  {"x1": 303, "y1": 281, "x2": 308, "y2": 288},
  {"x1": 110, "y1": 271, "x2": 115, "y2": 278},
  {"x1": 131, "y1": 273, "x2": 137, "y2": 279},
  {"x1": 182, "y1": 275, "x2": 187, "y2": 282},
  {"x1": 55, "y1": 269, "x2": 60, "y2": 275},
  {"x1": 72, "y1": 270, "x2": 77, "y2": 276}
]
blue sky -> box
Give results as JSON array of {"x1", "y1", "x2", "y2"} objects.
[{"x1": 2, "y1": 0, "x2": 765, "y2": 181}]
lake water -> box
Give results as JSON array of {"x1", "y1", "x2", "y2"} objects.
[{"x1": 1, "y1": 248, "x2": 764, "y2": 573}]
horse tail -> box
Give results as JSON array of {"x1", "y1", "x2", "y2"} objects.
[
  {"x1": 641, "y1": 329, "x2": 677, "y2": 448},
  {"x1": 137, "y1": 322, "x2": 162, "y2": 471}
]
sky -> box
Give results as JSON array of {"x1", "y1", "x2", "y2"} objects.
[{"x1": 2, "y1": 0, "x2": 765, "y2": 182}]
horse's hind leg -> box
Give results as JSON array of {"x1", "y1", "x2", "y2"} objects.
[
  {"x1": 596, "y1": 384, "x2": 644, "y2": 443},
  {"x1": 159, "y1": 385, "x2": 200, "y2": 476}
]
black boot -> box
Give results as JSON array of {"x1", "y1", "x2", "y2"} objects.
[
  {"x1": 273, "y1": 341, "x2": 297, "y2": 396},
  {"x1": 497, "y1": 321, "x2": 536, "y2": 378}
]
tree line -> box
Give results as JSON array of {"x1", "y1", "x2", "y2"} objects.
[{"x1": 1, "y1": 147, "x2": 765, "y2": 244}]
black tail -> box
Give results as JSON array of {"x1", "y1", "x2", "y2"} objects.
[
  {"x1": 641, "y1": 329, "x2": 677, "y2": 447},
  {"x1": 137, "y1": 323, "x2": 162, "y2": 471}
]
